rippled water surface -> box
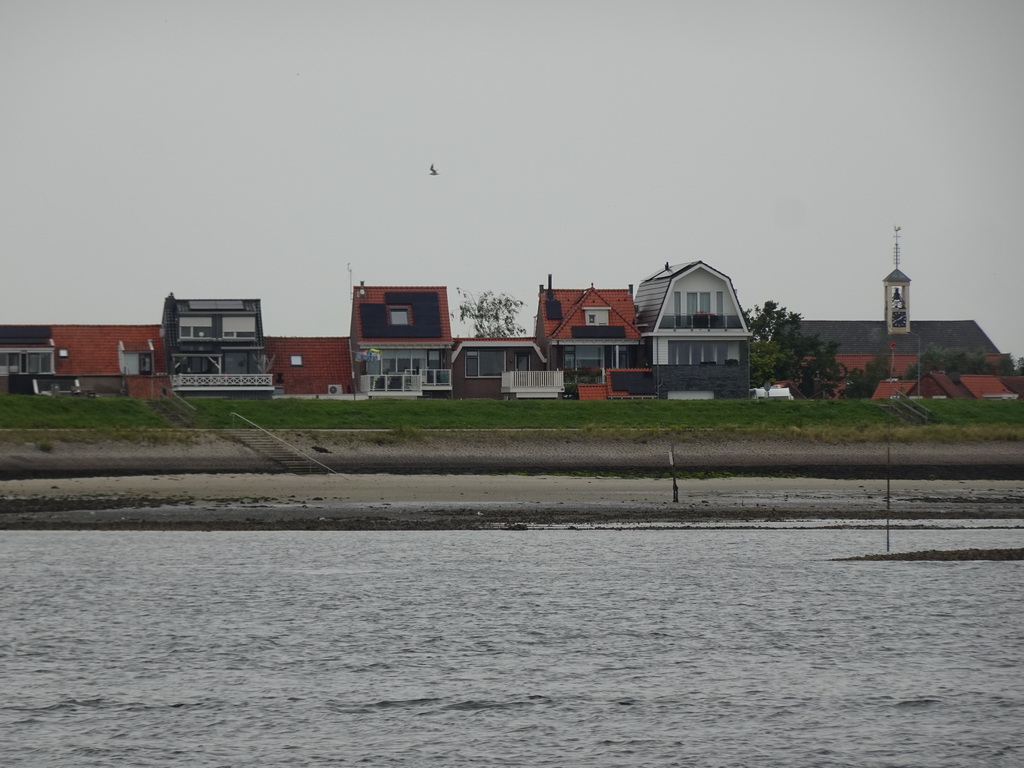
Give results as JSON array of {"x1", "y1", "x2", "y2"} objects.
[{"x1": 2, "y1": 527, "x2": 1022, "y2": 767}]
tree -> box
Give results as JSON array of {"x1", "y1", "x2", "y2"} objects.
[
  {"x1": 457, "y1": 289, "x2": 526, "y2": 337},
  {"x1": 903, "y1": 344, "x2": 995, "y2": 381},
  {"x1": 745, "y1": 300, "x2": 843, "y2": 398},
  {"x1": 841, "y1": 352, "x2": 892, "y2": 399}
]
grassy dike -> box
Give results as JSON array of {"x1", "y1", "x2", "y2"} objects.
[{"x1": 1, "y1": 393, "x2": 1022, "y2": 439}]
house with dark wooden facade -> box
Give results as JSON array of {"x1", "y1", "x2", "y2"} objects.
[{"x1": 161, "y1": 294, "x2": 273, "y2": 399}]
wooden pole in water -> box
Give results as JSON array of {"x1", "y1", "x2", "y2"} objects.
[
  {"x1": 669, "y1": 444, "x2": 679, "y2": 503},
  {"x1": 886, "y1": 422, "x2": 891, "y2": 552}
]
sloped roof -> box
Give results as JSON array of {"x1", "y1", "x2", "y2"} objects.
[
  {"x1": 999, "y1": 377, "x2": 1024, "y2": 397},
  {"x1": 957, "y1": 375, "x2": 1016, "y2": 399},
  {"x1": 836, "y1": 352, "x2": 918, "y2": 377},
  {"x1": 351, "y1": 286, "x2": 452, "y2": 344},
  {"x1": 49, "y1": 325, "x2": 164, "y2": 375},
  {"x1": 634, "y1": 261, "x2": 745, "y2": 333},
  {"x1": 884, "y1": 268, "x2": 911, "y2": 283},
  {"x1": 800, "y1": 320, "x2": 1001, "y2": 355},
  {"x1": 538, "y1": 286, "x2": 640, "y2": 341},
  {"x1": 871, "y1": 380, "x2": 913, "y2": 399},
  {"x1": 924, "y1": 372, "x2": 973, "y2": 398},
  {"x1": 265, "y1": 336, "x2": 352, "y2": 395}
]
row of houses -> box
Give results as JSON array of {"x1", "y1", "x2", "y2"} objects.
[
  {"x1": 2, "y1": 256, "x2": 1016, "y2": 401},
  {"x1": 0, "y1": 262, "x2": 755, "y2": 401}
]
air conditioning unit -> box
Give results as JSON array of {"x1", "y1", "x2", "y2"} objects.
[{"x1": 327, "y1": 384, "x2": 344, "y2": 395}]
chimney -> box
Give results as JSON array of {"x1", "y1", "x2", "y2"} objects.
[
  {"x1": 357, "y1": 280, "x2": 366, "y2": 298},
  {"x1": 547, "y1": 274, "x2": 553, "y2": 291},
  {"x1": 628, "y1": 284, "x2": 633, "y2": 296}
]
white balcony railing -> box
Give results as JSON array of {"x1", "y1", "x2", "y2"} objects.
[
  {"x1": 408, "y1": 368, "x2": 452, "y2": 388},
  {"x1": 501, "y1": 370, "x2": 565, "y2": 398},
  {"x1": 361, "y1": 373, "x2": 422, "y2": 395},
  {"x1": 172, "y1": 374, "x2": 274, "y2": 389}
]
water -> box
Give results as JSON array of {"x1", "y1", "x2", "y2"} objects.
[{"x1": 2, "y1": 526, "x2": 1022, "y2": 767}]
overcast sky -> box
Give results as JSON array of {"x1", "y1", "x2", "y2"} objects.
[{"x1": 2, "y1": 1, "x2": 1021, "y2": 357}]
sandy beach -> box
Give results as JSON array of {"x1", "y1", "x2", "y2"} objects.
[
  {"x1": 2, "y1": 431, "x2": 1022, "y2": 528},
  {"x1": 2, "y1": 473, "x2": 1022, "y2": 529}
]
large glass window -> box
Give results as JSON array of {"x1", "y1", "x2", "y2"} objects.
[
  {"x1": 563, "y1": 345, "x2": 606, "y2": 370},
  {"x1": 465, "y1": 348, "x2": 503, "y2": 377},
  {"x1": 180, "y1": 317, "x2": 213, "y2": 339},
  {"x1": 0, "y1": 351, "x2": 53, "y2": 374},
  {"x1": 388, "y1": 307, "x2": 410, "y2": 325},
  {"x1": 667, "y1": 341, "x2": 729, "y2": 365},
  {"x1": 686, "y1": 292, "x2": 712, "y2": 314}
]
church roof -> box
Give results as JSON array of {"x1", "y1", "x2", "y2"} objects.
[
  {"x1": 884, "y1": 268, "x2": 911, "y2": 283},
  {"x1": 799, "y1": 320, "x2": 1001, "y2": 355}
]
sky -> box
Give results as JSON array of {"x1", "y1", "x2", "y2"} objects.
[{"x1": 2, "y1": 1, "x2": 1022, "y2": 357}]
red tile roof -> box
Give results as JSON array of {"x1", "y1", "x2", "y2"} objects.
[
  {"x1": 871, "y1": 380, "x2": 913, "y2": 399},
  {"x1": 48, "y1": 325, "x2": 164, "y2": 376},
  {"x1": 350, "y1": 286, "x2": 452, "y2": 344},
  {"x1": 837, "y1": 353, "x2": 917, "y2": 377},
  {"x1": 539, "y1": 287, "x2": 640, "y2": 340},
  {"x1": 957, "y1": 375, "x2": 1016, "y2": 399},
  {"x1": 265, "y1": 336, "x2": 352, "y2": 395}
]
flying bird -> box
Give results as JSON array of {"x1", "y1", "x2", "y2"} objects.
[{"x1": 430, "y1": 164, "x2": 439, "y2": 176}]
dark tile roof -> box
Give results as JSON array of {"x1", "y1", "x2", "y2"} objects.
[
  {"x1": 799, "y1": 320, "x2": 1001, "y2": 355},
  {"x1": 350, "y1": 286, "x2": 452, "y2": 344}
]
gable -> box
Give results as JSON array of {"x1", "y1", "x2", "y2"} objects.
[
  {"x1": 540, "y1": 287, "x2": 640, "y2": 341},
  {"x1": 635, "y1": 261, "x2": 748, "y2": 334}
]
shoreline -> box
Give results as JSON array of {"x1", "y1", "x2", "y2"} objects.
[
  {"x1": 1, "y1": 431, "x2": 1023, "y2": 481},
  {"x1": 3, "y1": 473, "x2": 1023, "y2": 530},
  {"x1": 3, "y1": 433, "x2": 1023, "y2": 529}
]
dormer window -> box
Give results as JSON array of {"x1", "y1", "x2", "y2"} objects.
[
  {"x1": 585, "y1": 308, "x2": 609, "y2": 326},
  {"x1": 222, "y1": 316, "x2": 256, "y2": 338},
  {"x1": 389, "y1": 307, "x2": 410, "y2": 325},
  {"x1": 180, "y1": 317, "x2": 213, "y2": 339}
]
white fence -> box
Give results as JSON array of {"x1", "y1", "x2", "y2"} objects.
[{"x1": 172, "y1": 374, "x2": 274, "y2": 388}]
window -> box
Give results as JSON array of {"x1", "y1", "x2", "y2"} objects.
[
  {"x1": 667, "y1": 341, "x2": 729, "y2": 365},
  {"x1": 465, "y1": 348, "x2": 503, "y2": 377},
  {"x1": 222, "y1": 316, "x2": 256, "y2": 338},
  {"x1": 585, "y1": 308, "x2": 609, "y2": 325},
  {"x1": 0, "y1": 351, "x2": 53, "y2": 374},
  {"x1": 388, "y1": 307, "x2": 410, "y2": 325},
  {"x1": 123, "y1": 352, "x2": 153, "y2": 375},
  {"x1": 686, "y1": 292, "x2": 712, "y2": 315},
  {"x1": 180, "y1": 316, "x2": 213, "y2": 338},
  {"x1": 290, "y1": 355, "x2": 303, "y2": 367},
  {"x1": 58, "y1": 348, "x2": 69, "y2": 358}
]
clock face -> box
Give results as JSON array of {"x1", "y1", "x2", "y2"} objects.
[{"x1": 891, "y1": 311, "x2": 907, "y2": 328}]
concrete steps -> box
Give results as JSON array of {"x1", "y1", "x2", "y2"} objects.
[{"x1": 223, "y1": 429, "x2": 331, "y2": 474}]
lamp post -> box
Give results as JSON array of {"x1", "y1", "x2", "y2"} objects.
[{"x1": 907, "y1": 332, "x2": 921, "y2": 395}]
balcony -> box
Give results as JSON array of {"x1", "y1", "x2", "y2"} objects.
[
  {"x1": 658, "y1": 313, "x2": 744, "y2": 331},
  {"x1": 359, "y1": 368, "x2": 451, "y2": 398},
  {"x1": 501, "y1": 370, "x2": 565, "y2": 399},
  {"x1": 172, "y1": 374, "x2": 274, "y2": 393}
]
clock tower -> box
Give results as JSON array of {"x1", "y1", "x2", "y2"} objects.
[{"x1": 885, "y1": 226, "x2": 910, "y2": 334}]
